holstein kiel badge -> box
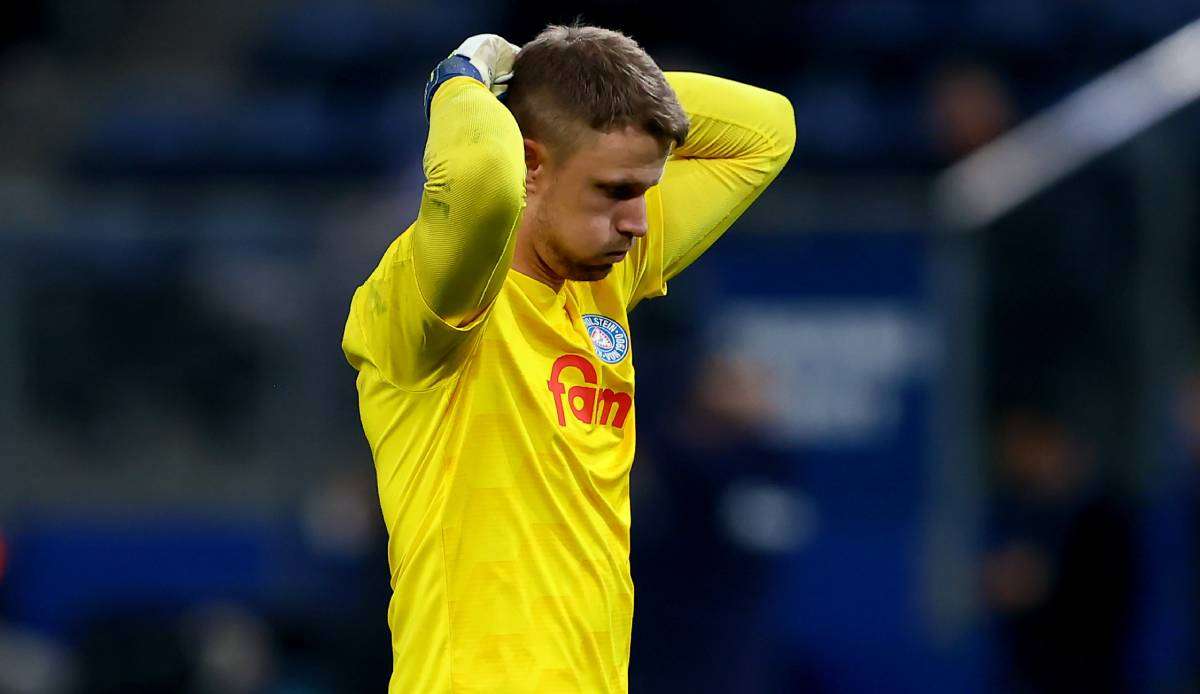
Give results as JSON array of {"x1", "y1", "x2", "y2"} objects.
[{"x1": 582, "y1": 314, "x2": 629, "y2": 364}]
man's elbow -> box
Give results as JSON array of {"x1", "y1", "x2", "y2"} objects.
[
  {"x1": 765, "y1": 91, "x2": 797, "y2": 170},
  {"x1": 739, "y1": 91, "x2": 795, "y2": 179}
]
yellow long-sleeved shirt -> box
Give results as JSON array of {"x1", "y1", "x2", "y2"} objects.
[{"x1": 343, "y1": 72, "x2": 794, "y2": 693}]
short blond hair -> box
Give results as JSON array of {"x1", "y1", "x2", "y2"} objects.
[{"x1": 505, "y1": 25, "x2": 690, "y2": 158}]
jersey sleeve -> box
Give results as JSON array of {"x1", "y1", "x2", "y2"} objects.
[
  {"x1": 342, "y1": 76, "x2": 526, "y2": 389},
  {"x1": 624, "y1": 72, "x2": 796, "y2": 310}
]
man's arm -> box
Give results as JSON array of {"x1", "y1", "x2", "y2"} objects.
[
  {"x1": 344, "y1": 54, "x2": 525, "y2": 389},
  {"x1": 629, "y1": 72, "x2": 794, "y2": 306},
  {"x1": 413, "y1": 75, "x2": 525, "y2": 326}
]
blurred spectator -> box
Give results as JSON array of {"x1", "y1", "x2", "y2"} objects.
[
  {"x1": 631, "y1": 353, "x2": 812, "y2": 693},
  {"x1": 0, "y1": 523, "x2": 76, "y2": 694},
  {"x1": 0, "y1": 625, "x2": 75, "y2": 694},
  {"x1": 289, "y1": 469, "x2": 391, "y2": 691},
  {"x1": 1174, "y1": 367, "x2": 1200, "y2": 690},
  {"x1": 981, "y1": 408, "x2": 1136, "y2": 693},
  {"x1": 926, "y1": 62, "x2": 1016, "y2": 161},
  {"x1": 76, "y1": 602, "x2": 279, "y2": 694},
  {"x1": 188, "y1": 603, "x2": 277, "y2": 694}
]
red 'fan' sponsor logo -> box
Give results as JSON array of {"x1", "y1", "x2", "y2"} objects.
[{"x1": 547, "y1": 354, "x2": 632, "y2": 429}]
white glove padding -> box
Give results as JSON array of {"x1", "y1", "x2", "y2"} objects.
[{"x1": 450, "y1": 34, "x2": 521, "y2": 97}]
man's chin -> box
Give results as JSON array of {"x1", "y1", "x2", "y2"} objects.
[{"x1": 566, "y1": 263, "x2": 614, "y2": 282}]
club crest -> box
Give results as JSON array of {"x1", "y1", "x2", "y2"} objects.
[{"x1": 582, "y1": 314, "x2": 629, "y2": 364}]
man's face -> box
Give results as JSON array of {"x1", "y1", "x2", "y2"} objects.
[{"x1": 529, "y1": 126, "x2": 667, "y2": 282}]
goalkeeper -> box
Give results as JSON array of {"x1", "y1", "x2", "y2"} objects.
[{"x1": 344, "y1": 24, "x2": 795, "y2": 694}]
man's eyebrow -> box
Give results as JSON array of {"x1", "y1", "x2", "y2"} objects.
[{"x1": 594, "y1": 177, "x2": 660, "y2": 189}]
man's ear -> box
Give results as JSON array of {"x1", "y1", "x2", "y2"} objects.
[{"x1": 524, "y1": 138, "x2": 549, "y2": 195}]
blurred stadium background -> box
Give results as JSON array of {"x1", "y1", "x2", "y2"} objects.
[{"x1": 3, "y1": 1, "x2": 1200, "y2": 692}]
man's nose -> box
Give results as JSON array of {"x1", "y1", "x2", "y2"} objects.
[{"x1": 616, "y1": 198, "x2": 648, "y2": 238}]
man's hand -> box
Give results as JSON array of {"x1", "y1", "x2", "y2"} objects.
[
  {"x1": 424, "y1": 34, "x2": 521, "y2": 118},
  {"x1": 451, "y1": 34, "x2": 521, "y2": 95}
]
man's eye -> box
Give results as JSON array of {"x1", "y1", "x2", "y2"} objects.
[{"x1": 602, "y1": 186, "x2": 637, "y2": 200}]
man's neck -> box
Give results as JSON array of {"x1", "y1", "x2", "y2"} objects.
[{"x1": 511, "y1": 221, "x2": 565, "y2": 292}]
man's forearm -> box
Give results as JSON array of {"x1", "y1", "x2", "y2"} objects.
[
  {"x1": 652, "y1": 73, "x2": 795, "y2": 282},
  {"x1": 664, "y1": 71, "x2": 795, "y2": 171}
]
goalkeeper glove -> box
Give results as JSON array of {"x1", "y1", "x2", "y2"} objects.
[{"x1": 424, "y1": 34, "x2": 520, "y2": 118}]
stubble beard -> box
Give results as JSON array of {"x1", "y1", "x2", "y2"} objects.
[{"x1": 535, "y1": 205, "x2": 612, "y2": 283}]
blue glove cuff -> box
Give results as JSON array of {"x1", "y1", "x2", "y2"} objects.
[{"x1": 424, "y1": 55, "x2": 483, "y2": 119}]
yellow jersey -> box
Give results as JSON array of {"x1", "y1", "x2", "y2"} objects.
[{"x1": 344, "y1": 73, "x2": 794, "y2": 693}]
